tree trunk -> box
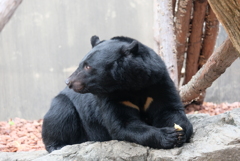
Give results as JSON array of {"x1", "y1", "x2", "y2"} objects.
[
  {"x1": 0, "y1": 0, "x2": 23, "y2": 32},
  {"x1": 195, "y1": 5, "x2": 219, "y2": 104},
  {"x1": 198, "y1": 5, "x2": 219, "y2": 68},
  {"x1": 180, "y1": 38, "x2": 239, "y2": 104},
  {"x1": 175, "y1": 0, "x2": 193, "y2": 81},
  {"x1": 153, "y1": 0, "x2": 178, "y2": 87},
  {"x1": 184, "y1": 0, "x2": 208, "y2": 84},
  {"x1": 208, "y1": 0, "x2": 240, "y2": 55}
]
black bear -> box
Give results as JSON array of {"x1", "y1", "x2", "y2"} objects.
[{"x1": 42, "y1": 36, "x2": 193, "y2": 153}]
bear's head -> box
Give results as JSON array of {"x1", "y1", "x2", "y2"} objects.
[{"x1": 66, "y1": 35, "x2": 165, "y2": 95}]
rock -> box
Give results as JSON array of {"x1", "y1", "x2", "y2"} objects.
[
  {"x1": 34, "y1": 141, "x2": 148, "y2": 161},
  {"x1": 0, "y1": 108, "x2": 240, "y2": 161},
  {"x1": 0, "y1": 151, "x2": 47, "y2": 161},
  {"x1": 148, "y1": 108, "x2": 240, "y2": 161}
]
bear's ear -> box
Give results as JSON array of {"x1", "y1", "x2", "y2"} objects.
[
  {"x1": 91, "y1": 35, "x2": 100, "y2": 48},
  {"x1": 121, "y1": 40, "x2": 139, "y2": 55}
]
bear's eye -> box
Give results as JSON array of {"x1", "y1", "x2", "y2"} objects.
[{"x1": 84, "y1": 65, "x2": 91, "y2": 70}]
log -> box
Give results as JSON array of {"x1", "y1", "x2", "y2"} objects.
[
  {"x1": 180, "y1": 38, "x2": 239, "y2": 104},
  {"x1": 0, "y1": 0, "x2": 23, "y2": 32},
  {"x1": 175, "y1": 0, "x2": 193, "y2": 81},
  {"x1": 198, "y1": 4, "x2": 219, "y2": 68},
  {"x1": 153, "y1": 0, "x2": 178, "y2": 87},
  {"x1": 208, "y1": 0, "x2": 240, "y2": 55},
  {"x1": 184, "y1": 0, "x2": 208, "y2": 84},
  {"x1": 195, "y1": 5, "x2": 219, "y2": 104}
]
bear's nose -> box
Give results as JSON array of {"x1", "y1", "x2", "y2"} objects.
[{"x1": 65, "y1": 79, "x2": 72, "y2": 88}]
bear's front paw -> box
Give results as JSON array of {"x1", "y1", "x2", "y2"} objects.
[
  {"x1": 159, "y1": 127, "x2": 186, "y2": 149},
  {"x1": 175, "y1": 130, "x2": 186, "y2": 147}
]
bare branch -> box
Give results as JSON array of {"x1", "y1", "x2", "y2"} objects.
[
  {"x1": 180, "y1": 39, "x2": 239, "y2": 104},
  {"x1": 0, "y1": 0, "x2": 23, "y2": 32}
]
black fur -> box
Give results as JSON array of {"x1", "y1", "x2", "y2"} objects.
[
  {"x1": 90, "y1": 35, "x2": 100, "y2": 47},
  {"x1": 42, "y1": 36, "x2": 193, "y2": 153}
]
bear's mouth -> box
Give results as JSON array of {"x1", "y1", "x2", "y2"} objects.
[
  {"x1": 67, "y1": 81, "x2": 86, "y2": 93},
  {"x1": 73, "y1": 86, "x2": 85, "y2": 93},
  {"x1": 72, "y1": 83, "x2": 86, "y2": 93}
]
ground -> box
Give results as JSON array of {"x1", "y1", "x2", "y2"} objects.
[{"x1": 0, "y1": 102, "x2": 239, "y2": 152}]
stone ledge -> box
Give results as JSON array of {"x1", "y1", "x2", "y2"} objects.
[{"x1": 1, "y1": 108, "x2": 239, "y2": 161}]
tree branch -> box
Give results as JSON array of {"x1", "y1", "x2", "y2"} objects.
[
  {"x1": 195, "y1": 4, "x2": 219, "y2": 105},
  {"x1": 0, "y1": 0, "x2": 23, "y2": 32},
  {"x1": 180, "y1": 38, "x2": 239, "y2": 104}
]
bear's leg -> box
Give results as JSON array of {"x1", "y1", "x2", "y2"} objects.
[
  {"x1": 145, "y1": 76, "x2": 193, "y2": 148},
  {"x1": 102, "y1": 102, "x2": 184, "y2": 149},
  {"x1": 42, "y1": 94, "x2": 86, "y2": 153},
  {"x1": 147, "y1": 103, "x2": 193, "y2": 147}
]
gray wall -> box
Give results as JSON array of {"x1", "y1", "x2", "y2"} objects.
[
  {"x1": 0, "y1": 0, "x2": 153, "y2": 120},
  {"x1": 0, "y1": 1, "x2": 239, "y2": 121}
]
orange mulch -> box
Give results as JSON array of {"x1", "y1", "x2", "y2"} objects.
[
  {"x1": 0, "y1": 118, "x2": 44, "y2": 152},
  {"x1": 185, "y1": 102, "x2": 240, "y2": 116},
  {"x1": 0, "y1": 102, "x2": 239, "y2": 152}
]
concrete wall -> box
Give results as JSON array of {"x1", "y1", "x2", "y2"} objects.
[
  {"x1": 0, "y1": 0, "x2": 153, "y2": 120},
  {"x1": 0, "y1": 1, "x2": 239, "y2": 121}
]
